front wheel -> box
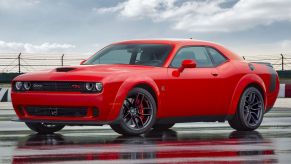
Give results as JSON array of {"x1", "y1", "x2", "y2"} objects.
[
  {"x1": 228, "y1": 87, "x2": 264, "y2": 131},
  {"x1": 110, "y1": 88, "x2": 157, "y2": 136},
  {"x1": 25, "y1": 122, "x2": 65, "y2": 134}
]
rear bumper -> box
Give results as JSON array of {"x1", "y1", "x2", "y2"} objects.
[{"x1": 11, "y1": 91, "x2": 118, "y2": 124}]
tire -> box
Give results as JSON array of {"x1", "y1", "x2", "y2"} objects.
[
  {"x1": 152, "y1": 123, "x2": 175, "y2": 130},
  {"x1": 228, "y1": 87, "x2": 264, "y2": 131},
  {"x1": 25, "y1": 122, "x2": 65, "y2": 134},
  {"x1": 110, "y1": 88, "x2": 157, "y2": 136}
]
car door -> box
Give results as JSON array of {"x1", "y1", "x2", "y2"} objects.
[
  {"x1": 162, "y1": 46, "x2": 223, "y2": 118},
  {"x1": 206, "y1": 47, "x2": 235, "y2": 114}
]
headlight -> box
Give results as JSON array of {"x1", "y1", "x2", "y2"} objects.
[
  {"x1": 85, "y1": 83, "x2": 94, "y2": 91},
  {"x1": 15, "y1": 82, "x2": 23, "y2": 90},
  {"x1": 85, "y1": 82, "x2": 103, "y2": 92},
  {"x1": 23, "y1": 82, "x2": 31, "y2": 90},
  {"x1": 95, "y1": 82, "x2": 103, "y2": 92}
]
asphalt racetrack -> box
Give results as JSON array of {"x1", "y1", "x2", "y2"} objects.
[{"x1": 0, "y1": 99, "x2": 291, "y2": 163}]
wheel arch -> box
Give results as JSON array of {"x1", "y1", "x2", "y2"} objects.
[
  {"x1": 246, "y1": 83, "x2": 266, "y2": 101},
  {"x1": 106, "y1": 77, "x2": 160, "y2": 122},
  {"x1": 227, "y1": 74, "x2": 267, "y2": 116}
]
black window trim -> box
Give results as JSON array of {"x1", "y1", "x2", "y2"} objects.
[{"x1": 169, "y1": 45, "x2": 229, "y2": 68}]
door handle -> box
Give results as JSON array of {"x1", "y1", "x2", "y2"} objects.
[{"x1": 211, "y1": 73, "x2": 218, "y2": 77}]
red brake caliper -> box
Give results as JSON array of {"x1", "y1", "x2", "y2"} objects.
[{"x1": 138, "y1": 96, "x2": 145, "y2": 122}]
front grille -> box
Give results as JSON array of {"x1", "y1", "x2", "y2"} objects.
[
  {"x1": 26, "y1": 106, "x2": 88, "y2": 117},
  {"x1": 30, "y1": 82, "x2": 84, "y2": 92}
]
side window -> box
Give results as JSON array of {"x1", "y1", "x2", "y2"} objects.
[
  {"x1": 97, "y1": 49, "x2": 132, "y2": 64},
  {"x1": 207, "y1": 47, "x2": 227, "y2": 66},
  {"x1": 171, "y1": 47, "x2": 213, "y2": 68}
]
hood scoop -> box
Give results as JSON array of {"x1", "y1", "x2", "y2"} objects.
[{"x1": 56, "y1": 67, "x2": 77, "y2": 72}]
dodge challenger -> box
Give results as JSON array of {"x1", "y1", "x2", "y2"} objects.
[{"x1": 11, "y1": 39, "x2": 279, "y2": 136}]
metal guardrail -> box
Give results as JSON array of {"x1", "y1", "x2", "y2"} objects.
[
  {"x1": 0, "y1": 53, "x2": 290, "y2": 73},
  {"x1": 242, "y1": 54, "x2": 291, "y2": 71},
  {"x1": 0, "y1": 53, "x2": 88, "y2": 73}
]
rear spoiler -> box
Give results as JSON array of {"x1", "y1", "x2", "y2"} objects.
[{"x1": 250, "y1": 62, "x2": 273, "y2": 68}]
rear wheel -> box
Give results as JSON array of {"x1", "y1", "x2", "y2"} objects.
[
  {"x1": 110, "y1": 88, "x2": 156, "y2": 136},
  {"x1": 152, "y1": 123, "x2": 175, "y2": 130},
  {"x1": 25, "y1": 122, "x2": 65, "y2": 134},
  {"x1": 228, "y1": 87, "x2": 264, "y2": 131}
]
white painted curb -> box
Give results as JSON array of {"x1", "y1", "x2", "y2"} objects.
[
  {"x1": 279, "y1": 84, "x2": 285, "y2": 98},
  {"x1": 0, "y1": 88, "x2": 11, "y2": 102}
]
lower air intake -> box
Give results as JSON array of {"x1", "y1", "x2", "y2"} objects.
[{"x1": 26, "y1": 106, "x2": 88, "y2": 117}]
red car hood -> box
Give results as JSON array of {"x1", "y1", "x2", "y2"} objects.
[{"x1": 14, "y1": 64, "x2": 158, "y2": 82}]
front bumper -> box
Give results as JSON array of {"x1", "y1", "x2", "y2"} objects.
[
  {"x1": 11, "y1": 91, "x2": 117, "y2": 124},
  {"x1": 12, "y1": 118, "x2": 110, "y2": 126}
]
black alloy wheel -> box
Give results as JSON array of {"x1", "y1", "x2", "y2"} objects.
[
  {"x1": 229, "y1": 87, "x2": 264, "y2": 131},
  {"x1": 110, "y1": 88, "x2": 156, "y2": 136}
]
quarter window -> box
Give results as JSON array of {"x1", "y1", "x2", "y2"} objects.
[
  {"x1": 207, "y1": 47, "x2": 227, "y2": 66},
  {"x1": 171, "y1": 47, "x2": 213, "y2": 68}
]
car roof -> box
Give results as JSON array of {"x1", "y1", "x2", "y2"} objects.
[
  {"x1": 113, "y1": 38, "x2": 243, "y2": 61},
  {"x1": 114, "y1": 38, "x2": 217, "y2": 45}
]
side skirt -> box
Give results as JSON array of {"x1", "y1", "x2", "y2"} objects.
[{"x1": 156, "y1": 115, "x2": 234, "y2": 124}]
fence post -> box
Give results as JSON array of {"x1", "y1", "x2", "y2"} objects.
[
  {"x1": 18, "y1": 53, "x2": 21, "y2": 73},
  {"x1": 280, "y1": 53, "x2": 284, "y2": 71},
  {"x1": 61, "y1": 54, "x2": 64, "y2": 67}
]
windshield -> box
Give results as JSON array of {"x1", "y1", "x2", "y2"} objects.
[{"x1": 84, "y1": 44, "x2": 172, "y2": 67}]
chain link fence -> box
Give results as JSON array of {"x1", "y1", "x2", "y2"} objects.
[{"x1": 0, "y1": 53, "x2": 290, "y2": 73}]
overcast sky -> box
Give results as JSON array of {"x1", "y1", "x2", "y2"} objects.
[{"x1": 0, "y1": 0, "x2": 291, "y2": 56}]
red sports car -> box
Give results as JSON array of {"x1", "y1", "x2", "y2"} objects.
[{"x1": 11, "y1": 39, "x2": 279, "y2": 135}]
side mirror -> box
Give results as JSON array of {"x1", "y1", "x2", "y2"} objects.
[
  {"x1": 181, "y1": 59, "x2": 196, "y2": 69},
  {"x1": 80, "y1": 60, "x2": 86, "y2": 65},
  {"x1": 172, "y1": 59, "x2": 196, "y2": 77}
]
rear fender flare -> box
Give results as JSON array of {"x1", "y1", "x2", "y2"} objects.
[{"x1": 228, "y1": 74, "x2": 267, "y2": 116}]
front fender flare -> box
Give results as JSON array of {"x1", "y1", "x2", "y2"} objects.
[{"x1": 106, "y1": 76, "x2": 160, "y2": 122}]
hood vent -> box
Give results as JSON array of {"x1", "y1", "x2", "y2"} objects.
[{"x1": 56, "y1": 67, "x2": 76, "y2": 72}]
